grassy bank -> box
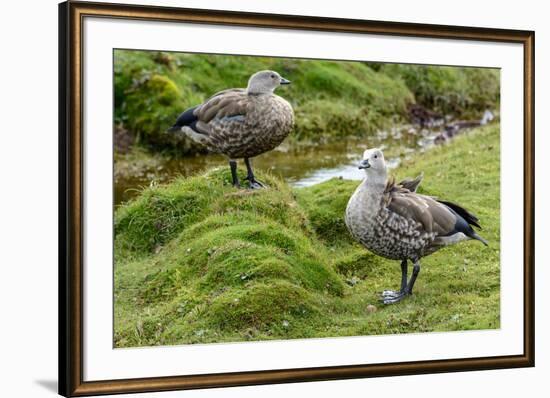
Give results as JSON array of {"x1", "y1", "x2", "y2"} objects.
[
  {"x1": 115, "y1": 50, "x2": 499, "y2": 153},
  {"x1": 114, "y1": 123, "x2": 500, "y2": 347}
]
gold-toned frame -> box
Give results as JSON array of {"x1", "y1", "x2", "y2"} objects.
[{"x1": 58, "y1": 1, "x2": 535, "y2": 396}]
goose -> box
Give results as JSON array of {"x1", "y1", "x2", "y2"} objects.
[
  {"x1": 345, "y1": 148, "x2": 488, "y2": 304},
  {"x1": 168, "y1": 70, "x2": 294, "y2": 188}
]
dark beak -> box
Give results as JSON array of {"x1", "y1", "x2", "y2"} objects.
[
  {"x1": 280, "y1": 77, "x2": 291, "y2": 85},
  {"x1": 358, "y1": 159, "x2": 371, "y2": 169}
]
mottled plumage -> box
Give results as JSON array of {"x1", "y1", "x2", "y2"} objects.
[
  {"x1": 345, "y1": 148, "x2": 487, "y2": 303},
  {"x1": 168, "y1": 70, "x2": 294, "y2": 188}
]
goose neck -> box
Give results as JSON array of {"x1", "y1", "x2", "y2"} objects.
[{"x1": 364, "y1": 173, "x2": 387, "y2": 194}]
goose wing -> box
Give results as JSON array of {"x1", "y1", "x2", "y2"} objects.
[
  {"x1": 169, "y1": 89, "x2": 248, "y2": 135},
  {"x1": 195, "y1": 89, "x2": 248, "y2": 124},
  {"x1": 386, "y1": 191, "x2": 458, "y2": 236},
  {"x1": 397, "y1": 173, "x2": 423, "y2": 192},
  {"x1": 385, "y1": 184, "x2": 487, "y2": 245}
]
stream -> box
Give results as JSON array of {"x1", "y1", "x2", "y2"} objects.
[{"x1": 114, "y1": 123, "x2": 458, "y2": 205}]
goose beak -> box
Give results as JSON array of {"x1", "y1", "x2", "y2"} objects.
[
  {"x1": 280, "y1": 77, "x2": 291, "y2": 85},
  {"x1": 358, "y1": 159, "x2": 371, "y2": 169}
]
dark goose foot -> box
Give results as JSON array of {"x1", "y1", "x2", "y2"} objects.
[
  {"x1": 379, "y1": 260, "x2": 421, "y2": 305},
  {"x1": 246, "y1": 178, "x2": 267, "y2": 190},
  {"x1": 244, "y1": 158, "x2": 267, "y2": 189},
  {"x1": 380, "y1": 289, "x2": 409, "y2": 305}
]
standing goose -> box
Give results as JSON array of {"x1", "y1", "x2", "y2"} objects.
[
  {"x1": 168, "y1": 70, "x2": 294, "y2": 188},
  {"x1": 345, "y1": 148, "x2": 488, "y2": 304}
]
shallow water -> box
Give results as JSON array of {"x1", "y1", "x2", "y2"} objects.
[{"x1": 114, "y1": 124, "x2": 444, "y2": 205}]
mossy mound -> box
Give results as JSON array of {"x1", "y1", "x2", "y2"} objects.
[
  {"x1": 294, "y1": 178, "x2": 357, "y2": 246},
  {"x1": 115, "y1": 168, "x2": 345, "y2": 346}
]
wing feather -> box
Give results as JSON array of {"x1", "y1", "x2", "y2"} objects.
[
  {"x1": 195, "y1": 89, "x2": 248, "y2": 123},
  {"x1": 386, "y1": 191, "x2": 457, "y2": 236},
  {"x1": 380, "y1": 174, "x2": 487, "y2": 247},
  {"x1": 398, "y1": 173, "x2": 423, "y2": 192}
]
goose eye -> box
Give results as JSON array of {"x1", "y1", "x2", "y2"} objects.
[
  {"x1": 374, "y1": 155, "x2": 378, "y2": 159},
  {"x1": 271, "y1": 74, "x2": 275, "y2": 78}
]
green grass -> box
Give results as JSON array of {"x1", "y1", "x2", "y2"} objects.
[
  {"x1": 114, "y1": 50, "x2": 499, "y2": 152},
  {"x1": 114, "y1": 123, "x2": 500, "y2": 347}
]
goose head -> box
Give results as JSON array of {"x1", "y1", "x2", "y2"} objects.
[
  {"x1": 358, "y1": 148, "x2": 388, "y2": 181},
  {"x1": 247, "y1": 70, "x2": 291, "y2": 94}
]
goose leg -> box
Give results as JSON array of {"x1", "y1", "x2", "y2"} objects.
[
  {"x1": 400, "y1": 260, "x2": 408, "y2": 292},
  {"x1": 229, "y1": 159, "x2": 240, "y2": 188},
  {"x1": 406, "y1": 261, "x2": 421, "y2": 295},
  {"x1": 244, "y1": 158, "x2": 266, "y2": 189},
  {"x1": 381, "y1": 260, "x2": 421, "y2": 304},
  {"x1": 381, "y1": 260, "x2": 408, "y2": 303}
]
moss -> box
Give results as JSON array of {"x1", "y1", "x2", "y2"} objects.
[
  {"x1": 114, "y1": 175, "x2": 214, "y2": 258},
  {"x1": 114, "y1": 53, "x2": 206, "y2": 153},
  {"x1": 115, "y1": 124, "x2": 500, "y2": 347},
  {"x1": 115, "y1": 50, "x2": 499, "y2": 154},
  {"x1": 199, "y1": 281, "x2": 320, "y2": 331},
  {"x1": 332, "y1": 249, "x2": 386, "y2": 279},
  {"x1": 378, "y1": 64, "x2": 500, "y2": 116},
  {"x1": 294, "y1": 178, "x2": 357, "y2": 246},
  {"x1": 115, "y1": 166, "x2": 347, "y2": 346},
  {"x1": 294, "y1": 100, "x2": 372, "y2": 139}
]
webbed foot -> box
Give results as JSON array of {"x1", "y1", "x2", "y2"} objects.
[
  {"x1": 381, "y1": 290, "x2": 402, "y2": 297},
  {"x1": 246, "y1": 178, "x2": 267, "y2": 189},
  {"x1": 380, "y1": 290, "x2": 409, "y2": 305},
  {"x1": 243, "y1": 158, "x2": 267, "y2": 189}
]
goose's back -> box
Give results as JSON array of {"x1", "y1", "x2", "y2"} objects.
[{"x1": 207, "y1": 94, "x2": 294, "y2": 158}]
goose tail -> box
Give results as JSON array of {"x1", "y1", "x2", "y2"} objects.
[
  {"x1": 166, "y1": 125, "x2": 182, "y2": 133},
  {"x1": 471, "y1": 232, "x2": 489, "y2": 246},
  {"x1": 168, "y1": 105, "x2": 199, "y2": 134}
]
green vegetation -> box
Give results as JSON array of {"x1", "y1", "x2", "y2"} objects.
[
  {"x1": 114, "y1": 124, "x2": 500, "y2": 347},
  {"x1": 376, "y1": 63, "x2": 500, "y2": 117},
  {"x1": 114, "y1": 50, "x2": 499, "y2": 152}
]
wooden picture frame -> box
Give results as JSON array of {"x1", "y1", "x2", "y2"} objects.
[{"x1": 59, "y1": 1, "x2": 534, "y2": 396}]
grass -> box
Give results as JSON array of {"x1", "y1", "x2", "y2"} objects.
[
  {"x1": 114, "y1": 123, "x2": 500, "y2": 347},
  {"x1": 114, "y1": 50, "x2": 499, "y2": 152}
]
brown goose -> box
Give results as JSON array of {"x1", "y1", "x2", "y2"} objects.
[
  {"x1": 345, "y1": 148, "x2": 487, "y2": 304},
  {"x1": 168, "y1": 70, "x2": 294, "y2": 188}
]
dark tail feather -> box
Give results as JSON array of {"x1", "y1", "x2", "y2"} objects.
[
  {"x1": 167, "y1": 125, "x2": 182, "y2": 133},
  {"x1": 437, "y1": 199, "x2": 481, "y2": 229},
  {"x1": 439, "y1": 199, "x2": 488, "y2": 246},
  {"x1": 471, "y1": 232, "x2": 489, "y2": 246},
  {"x1": 167, "y1": 105, "x2": 199, "y2": 133}
]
